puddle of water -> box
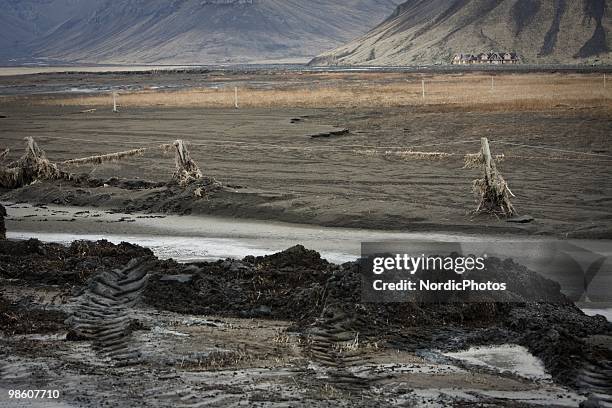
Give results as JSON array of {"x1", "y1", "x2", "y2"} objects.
[
  {"x1": 444, "y1": 344, "x2": 550, "y2": 380},
  {"x1": 7, "y1": 231, "x2": 284, "y2": 263},
  {"x1": 4, "y1": 203, "x2": 555, "y2": 264}
]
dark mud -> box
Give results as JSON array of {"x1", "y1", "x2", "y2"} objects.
[
  {"x1": 0, "y1": 294, "x2": 67, "y2": 336},
  {"x1": 0, "y1": 238, "x2": 152, "y2": 286},
  {"x1": 1, "y1": 239, "x2": 610, "y2": 393},
  {"x1": 145, "y1": 245, "x2": 612, "y2": 389}
]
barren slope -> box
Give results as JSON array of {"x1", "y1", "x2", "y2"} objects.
[
  {"x1": 311, "y1": 0, "x2": 612, "y2": 66},
  {"x1": 1, "y1": 0, "x2": 402, "y2": 65},
  {"x1": 0, "y1": 0, "x2": 101, "y2": 58}
]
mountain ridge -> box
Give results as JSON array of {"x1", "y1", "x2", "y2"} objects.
[
  {"x1": 0, "y1": 0, "x2": 402, "y2": 65},
  {"x1": 310, "y1": 0, "x2": 612, "y2": 66}
]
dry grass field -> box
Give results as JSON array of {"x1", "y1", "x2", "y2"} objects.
[{"x1": 35, "y1": 72, "x2": 612, "y2": 112}]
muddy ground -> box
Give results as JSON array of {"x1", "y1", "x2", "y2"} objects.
[
  {"x1": 1, "y1": 70, "x2": 612, "y2": 406},
  {"x1": 1, "y1": 239, "x2": 611, "y2": 407},
  {"x1": 1, "y1": 104, "x2": 611, "y2": 238},
  {"x1": 1, "y1": 70, "x2": 612, "y2": 238}
]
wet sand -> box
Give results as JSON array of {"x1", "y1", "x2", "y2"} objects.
[{"x1": 4, "y1": 202, "x2": 565, "y2": 263}]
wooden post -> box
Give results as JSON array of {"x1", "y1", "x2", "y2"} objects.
[
  {"x1": 481, "y1": 137, "x2": 493, "y2": 183},
  {"x1": 491, "y1": 76, "x2": 494, "y2": 91},
  {"x1": 234, "y1": 87, "x2": 239, "y2": 109},
  {"x1": 605, "y1": 73, "x2": 607, "y2": 89},
  {"x1": 421, "y1": 79, "x2": 425, "y2": 100},
  {"x1": 172, "y1": 139, "x2": 202, "y2": 186},
  {"x1": 475, "y1": 137, "x2": 516, "y2": 216},
  {"x1": 174, "y1": 140, "x2": 190, "y2": 169},
  {"x1": 112, "y1": 92, "x2": 118, "y2": 113}
]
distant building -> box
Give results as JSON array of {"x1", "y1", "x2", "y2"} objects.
[
  {"x1": 452, "y1": 53, "x2": 477, "y2": 64},
  {"x1": 452, "y1": 51, "x2": 520, "y2": 65}
]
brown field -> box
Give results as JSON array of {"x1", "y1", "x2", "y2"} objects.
[{"x1": 29, "y1": 72, "x2": 612, "y2": 112}]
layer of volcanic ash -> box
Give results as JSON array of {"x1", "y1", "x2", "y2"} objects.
[{"x1": 1, "y1": 240, "x2": 610, "y2": 389}]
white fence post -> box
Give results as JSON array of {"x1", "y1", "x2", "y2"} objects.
[{"x1": 112, "y1": 92, "x2": 118, "y2": 113}]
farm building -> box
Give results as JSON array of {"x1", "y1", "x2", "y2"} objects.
[{"x1": 452, "y1": 52, "x2": 520, "y2": 65}]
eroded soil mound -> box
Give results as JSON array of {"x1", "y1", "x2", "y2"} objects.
[
  {"x1": 144, "y1": 244, "x2": 611, "y2": 386},
  {"x1": 0, "y1": 293, "x2": 67, "y2": 336},
  {"x1": 2, "y1": 239, "x2": 611, "y2": 389},
  {"x1": 0, "y1": 238, "x2": 153, "y2": 286}
]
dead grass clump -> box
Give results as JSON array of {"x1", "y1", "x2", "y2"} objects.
[
  {"x1": 272, "y1": 329, "x2": 292, "y2": 345},
  {"x1": 0, "y1": 137, "x2": 66, "y2": 189},
  {"x1": 388, "y1": 150, "x2": 453, "y2": 160},
  {"x1": 180, "y1": 350, "x2": 248, "y2": 370},
  {"x1": 0, "y1": 167, "x2": 21, "y2": 189},
  {"x1": 473, "y1": 177, "x2": 516, "y2": 217},
  {"x1": 464, "y1": 152, "x2": 505, "y2": 169},
  {"x1": 472, "y1": 138, "x2": 516, "y2": 217},
  {"x1": 62, "y1": 148, "x2": 147, "y2": 166},
  {"x1": 464, "y1": 152, "x2": 483, "y2": 169},
  {"x1": 355, "y1": 149, "x2": 454, "y2": 160},
  {"x1": 172, "y1": 140, "x2": 203, "y2": 186},
  {"x1": 333, "y1": 332, "x2": 360, "y2": 353},
  {"x1": 353, "y1": 149, "x2": 378, "y2": 157},
  {"x1": 0, "y1": 148, "x2": 9, "y2": 163},
  {"x1": 191, "y1": 176, "x2": 222, "y2": 198}
]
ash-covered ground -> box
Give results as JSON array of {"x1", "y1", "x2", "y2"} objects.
[
  {"x1": 1, "y1": 71, "x2": 611, "y2": 238},
  {"x1": 2, "y1": 69, "x2": 612, "y2": 407},
  {"x1": 1, "y1": 238, "x2": 611, "y2": 407}
]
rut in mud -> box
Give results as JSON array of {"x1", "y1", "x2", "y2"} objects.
[
  {"x1": 304, "y1": 306, "x2": 373, "y2": 393},
  {"x1": 577, "y1": 361, "x2": 612, "y2": 406},
  {"x1": 67, "y1": 257, "x2": 154, "y2": 366}
]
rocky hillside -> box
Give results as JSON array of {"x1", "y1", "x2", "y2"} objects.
[
  {"x1": 0, "y1": 0, "x2": 402, "y2": 65},
  {"x1": 0, "y1": 0, "x2": 100, "y2": 59},
  {"x1": 310, "y1": 0, "x2": 612, "y2": 66}
]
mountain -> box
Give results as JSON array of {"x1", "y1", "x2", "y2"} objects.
[
  {"x1": 310, "y1": 0, "x2": 612, "y2": 66},
  {"x1": 0, "y1": 0, "x2": 403, "y2": 65},
  {"x1": 0, "y1": 0, "x2": 101, "y2": 59}
]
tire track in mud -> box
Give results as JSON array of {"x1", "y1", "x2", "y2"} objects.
[
  {"x1": 0, "y1": 361, "x2": 51, "y2": 382},
  {"x1": 66, "y1": 257, "x2": 154, "y2": 367},
  {"x1": 304, "y1": 306, "x2": 376, "y2": 393},
  {"x1": 578, "y1": 360, "x2": 612, "y2": 407}
]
